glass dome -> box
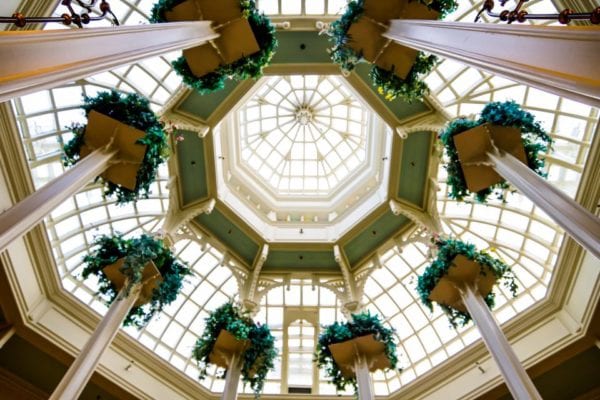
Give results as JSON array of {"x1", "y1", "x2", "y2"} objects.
[
  {"x1": 237, "y1": 75, "x2": 369, "y2": 197},
  {"x1": 6, "y1": 0, "x2": 598, "y2": 398}
]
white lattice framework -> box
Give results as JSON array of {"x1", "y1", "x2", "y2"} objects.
[{"x1": 6, "y1": 0, "x2": 598, "y2": 397}]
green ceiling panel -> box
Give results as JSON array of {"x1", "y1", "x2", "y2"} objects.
[
  {"x1": 176, "y1": 131, "x2": 208, "y2": 205},
  {"x1": 271, "y1": 31, "x2": 332, "y2": 63},
  {"x1": 344, "y1": 211, "x2": 409, "y2": 266},
  {"x1": 396, "y1": 131, "x2": 432, "y2": 206},
  {"x1": 179, "y1": 79, "x2": 241, "y2": 120},
  {"x1": 263, "y1": 249, "x2": 338, "y2": 272},
  {"x1": 196, "y1": 209, "x2": 259, "y2": 266},
  {"x1": 353, "y1": 63, "x2": 429, "y2": 119}
]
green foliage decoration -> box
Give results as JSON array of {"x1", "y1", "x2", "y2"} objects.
[
  {"x1": 150, "y1": 0, "x2": 277, "y2": 95},
  {"x1": 417, "y1": 237, "x2": 518, "y2": 328},
  {"x1": 370, "y1": 53, "x2": 438, "y2": 102},
  {"x1": 192, "y1": 302, "x2": 277, "y2": 398},
  {"x1": 315, "y1": 311, "x2": 398, "y2": 393},
  {"x1": 62, "y1": 90, "x2": 169, "y2": 204},
  {"x1": 81, "y1": 234, "x2": 191, "y2": 328},
  {"x1": 439, "y1": 100, "x2": 553, "y2": 202},
  {"x1": 327, "y1": 0, "x2": 457, "y2": 102}
]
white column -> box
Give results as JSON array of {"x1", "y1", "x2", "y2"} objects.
[
  {"x1": 460, "y1": 283, "x2": 542, "y2": 400},
  {"x1": 487, "y1": 150, "x2": 600, "y2": 260},
  {"x1": 0, "y1": 147, "x2": 117, "y2": 253},
  {"x1": 0, "y1": 21, "x2": 218, "y2": 102},
  {"x1": 50, "y1": 285, "x2": 141, "y2": 400},
  {"x1": 384, "y1": 20, "x2": 600, "y2": 107},
  {"x1": 354, "y1": 353, "x2": 375, "y2": 400},
  {"x1": 221, "y1": 352, "x2": 243, "y2": 400}
]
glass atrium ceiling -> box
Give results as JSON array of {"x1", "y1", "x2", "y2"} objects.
[
  {"x1": 237, "y1": 75, "x2": 370, "y2": 198},
  {"x1": 215, "y1": 74, "x2": 391, "y2": 242},
  {"x1": 6, "y1": 0, "x2": 598, "y2": 397}
]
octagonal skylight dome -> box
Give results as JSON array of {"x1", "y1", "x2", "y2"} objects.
[
  {"x1": 214, "y1": 75, "x2": 392, "y2": 242},
  {"x1": 238, "y1": 75, "x2": 368, "y2": 197}
]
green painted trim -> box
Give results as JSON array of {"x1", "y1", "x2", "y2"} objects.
[
  {"x1": 343, "y1": 210, "x2": 409, "y2": 267},
  {"x1": 195, "y1": 208, "x2": 259, "y2": 266},
  {"x1": 263, "y1": 249, "x2": 338, "y2": 272},
  {"x1": 353, "y1": 63, "x2": 429, "y2": 119},
  {"x1": 396, "y1": 131, "x2": 432, "y2": 206},
  {"x1": 179, "y1": 79, "x2": 242, "y2": 121},
  {"x1": 176, "y1": 130, "x2": 209, "y2": 205},
  {"x1": 271, "y1": 31, "x2": 332, "y2": 64}
]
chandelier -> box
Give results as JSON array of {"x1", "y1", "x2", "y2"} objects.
[
  {"x1": 0, "y1": 0, "x2": 118, "y2": 28},
  {"x1": 475, "y1": 0, "x2": 600, "y2": 24}
]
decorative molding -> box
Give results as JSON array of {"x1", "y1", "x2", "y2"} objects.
[
  {"x1": 0, "y1": 102, "x2": 34, "y2": 203},
  {"x1": 158, "y1": 84, "x2": 190, "y2": 116},
  {"x1": 242, "y1": 244, "x2": 269, "y2": 312},
  {"x1": 162, "y1": 109, "x2": 211, "y2": 137},
  {"x1": 162, "y1": 190, "x2": 215, "y2": 235},
  {"x1": 389, "y1": 199, "x2": 442, "y2": 233},
  {"x1": 395, "y1": 123, "x2": 443, "y2": 139},
  {"x1": 267, "y1": 16, "x2": 337, "y2": 31},
  {"x1": 333, "y1": 245, "x2": 362, "y2": 315}
]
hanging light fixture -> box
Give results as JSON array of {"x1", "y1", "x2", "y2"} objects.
[
  {"x1": 475, "y1": 0, "x2": 600, "y2": 24},
  {"x1": 0, "y1": 0, "x2": 119, "y2": 28}
]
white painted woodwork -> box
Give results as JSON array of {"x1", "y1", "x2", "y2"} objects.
[
  {"x1": 0, "y1": 147, "x2": 117, "y2": 253},
  {"x1": 0, "y1": 326, "x2": 15, "y2": 349},
  {"x1": 354, "y1": 353, "x2": 375, "y2": 400},
  {"x1": 0, "y1": 21, "x2": 218, "y2": 102},
  {"x1": 460, "y1": 283, "x2": 542, "y2": 400},
  {"x1": 384, "y1": 20, "x2": 600, "y2": 107},
  {"x1": 221, "y1": 352, "x2": 243, "y2": 400},
  {"x1": 487, "y1": 150, "x2": 600, "y2": 260},
  {"x1": 49, "y1": 285, "x2": 141, "y2": 400}
]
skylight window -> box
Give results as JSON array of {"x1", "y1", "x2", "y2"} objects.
[
  {"x1": 238, "y1": 75, "x2": 369, "y2": 197},
  {"x1": 6, "y1": 0, "x2": 597, "y2": 398},
  {"x1": 257, "y1": 0, "x2": 347, "y2": 15}
]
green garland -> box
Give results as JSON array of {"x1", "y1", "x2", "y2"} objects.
[
  {"x1": 315, "y1": 311, "x2": 398, "y2": 393},
  {"x1": 417, "y1": 237, "x2": 518, "y2": 328},
  {"x1": 370, "y1": 52, "x2": 438, "y2": 102},
  {"x1": 328, "y1": 0, "x2": 457, "y2": 102},
  {"x1": 62, "y1": 90, "x2": 169, "y2": 204},
  {"x1": 439, "y1": 100, "x2": 553, "y2": 202},
  {"x1": 150, "y1": 0, "x2": 277, "y2": 95},
  {"x1": 192, "y1": 302, "x2": 277, "y2": 398},
  {"x1": 81, "y1": 234, "x2": 191, "y2": 328}
]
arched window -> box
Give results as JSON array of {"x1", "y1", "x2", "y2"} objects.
[{"x1": 254, "y1": 278, "x2": 344, "y2": 395}]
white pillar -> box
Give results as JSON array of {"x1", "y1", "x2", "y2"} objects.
[
  {"x1": 50, "y1": 285, "x2": 141, "y2": 400},
  {"x1": 0, "y1": 147, "x2": 117, "y2": 253},
  {"x1": 460, "y1": 283, "x2": 542, "y2": 400},
  {"x1": 487, "y1": 150, "x2": 600, "y2": 260},
  {"x1": 354, "y1": 353, "x2": 375, "y2": 400},
  {"x1": 0, "y1": 21, "x2": 218, "y2": 102},
  {"x1": 384, "y1": 20, "x2": 600, "y2": 107},
  {"x1": 221, "y1": 351, "x2": 243, "y2": 400}
]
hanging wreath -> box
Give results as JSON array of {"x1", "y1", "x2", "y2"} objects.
[
  {"x1": 439, "y1": 100, "x2": 553, "y2": 203},
  {"x1": 328, "y1": 0, "x2": 457, "y2": 102},
  {"x1": 150, "y1": 0, "x2": 277, "y2": 94},
  {"x1": 417, "y1": 237, "x2": 518, "y2": 328},
  {"x1": 192, "y1": 302, "x2": 277, "y2": 398},
  {"x1": 63, "y1": 90, "x2": 169, "y2": 204},
  {"x1": 315, "y1": 311, "x2": 398, "y2": 393},
  {"x1": 81, "y1": 234, "x2": 191, "y2": 328}
]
